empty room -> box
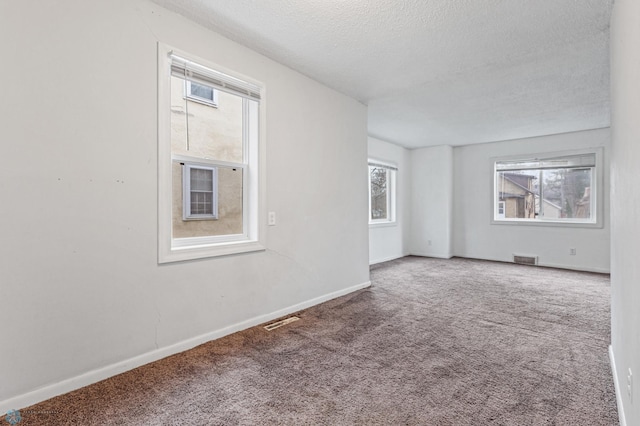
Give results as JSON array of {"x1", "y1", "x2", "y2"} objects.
[{"x1": 1, "y1": 0, "x2": 638, "y2": 425}]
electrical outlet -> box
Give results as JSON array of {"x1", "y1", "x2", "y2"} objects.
[
  {"x1": 268, "y1": 211, "x2": 276, "y2": 226},
  {"x1": 569, "y1": 248, "x2": 576, "y2": 256},
  {"x1": 628, "y1": 368, "x2": 633, "y2": 400}
]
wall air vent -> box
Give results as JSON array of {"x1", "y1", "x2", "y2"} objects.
[
  {"x1": 264, "y1": 316, "x2": 300, "y2": 331},
  {"x1": 513, "y1": 254, "x2": 538, "y2": 266}
]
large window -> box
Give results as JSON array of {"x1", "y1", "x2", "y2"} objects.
[
  {"x1": 493, "y1": 150, "x2": 601, "y2": 226},
  {"x1": 368, "y1": 160, "x2": 397, "y2": 225},
  {"x1": 158, "y1": 44, "x2": 265, "y2": 263}
]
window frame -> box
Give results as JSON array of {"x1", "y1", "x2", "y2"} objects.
[
  {"x1": 490, "y1": 148, "x2": 604, "y2": 228},
  {"x1": 368, "y1": 159, "x2": 397, "y2": 227},
  {"x1": 158, "y1": 43, "x2": 266, "y2": 263}
]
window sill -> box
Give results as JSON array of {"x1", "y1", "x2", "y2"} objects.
[
  {"x1": 491, "y1": 218, "x2": 602, "y2": 229},
  {"x1": 369, "y1": 221, "x2": 397, "y2": 228},
  {"x1": 184, "y1": 95, "x2": 219, "y2": 108},
  {"x1": 159, "y1": 240, "x2": 265, "y2": 263}
]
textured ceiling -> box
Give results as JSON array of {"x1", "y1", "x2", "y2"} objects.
[{"x1": 150, "y1": 0, "x2": 613, "y2": 148}]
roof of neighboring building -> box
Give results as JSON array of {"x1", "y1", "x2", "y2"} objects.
[
  {"x1": 503, "y1": 172, "x2": 536, "y2": 188},
  {"x1": 500, "y1": 173, "x2": 536, "y2": 196},
  {"x1": 542, "y1": 198, "x2": 562, "y2": 210}
]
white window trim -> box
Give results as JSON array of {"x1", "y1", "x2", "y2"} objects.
[
  {"x1": 158, "y1": 43, "x2": 266, "y2": 263},
  {"x1": 368, "y1": 159, "x2": 397, "y2": 227},
  {"x1": 185, "y1": 80, "x2": 219, "y2": 107},
  {"x1": 490, "y1": 147, "x2": 604, "y2": 228}
]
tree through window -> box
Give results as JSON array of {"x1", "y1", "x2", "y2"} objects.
[{"x1": 368, "y1": 161, "x2": 397, "y2": 224}]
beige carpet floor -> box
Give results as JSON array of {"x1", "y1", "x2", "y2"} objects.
[{"x1": 17, "y1": 257, "x2": 618, "y2": 425}]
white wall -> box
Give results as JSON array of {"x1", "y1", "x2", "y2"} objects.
[
  {"x1": 0, "y1": 0, "x2": 369, "y2": 411},
  {"x1": 610, "y1": 1, "x2": 640, "y2": 424},
  {"x1": 453, "y1": 128, "x2": 610, "y2": 273},
  {"x1": 410, "y1": 145, "x2": 454, "y2": 258},
  {"x1": 368, "y1": 137, "x2": 411, "y2": 264}
]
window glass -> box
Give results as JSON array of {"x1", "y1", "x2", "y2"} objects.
[
  {"x1": 495, "y1": 153, "x2": 596, "y2": 224},
  {"x1": 370, "y1": 166, "x2": 388, "y2": 220},
  {"x1": 368, "y1": 161, "x2": 396, "y2": 224},
  {"x1": 172, "y1": 164, "x2": 242, "y2": 239},
  {"x1": 169, "y1": 58, "x2": 256, "y2": 238},
  {"x1": 170, "y1": 73, "x2": 247, "y2": 240},
  {"x1": 171, "y1": 77, "x2": 243, "y2": 164}
]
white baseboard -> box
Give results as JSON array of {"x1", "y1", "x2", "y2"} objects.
[
  {"x1": 537, "y1": 261, "x2": 610, "y2": 274},
  {"x1": 0, "y1": 280, "x2": 371, "y2": 415},
  {"x1": 454, "y1": 253, "x2": 610, "y2": 274},
  {"x1": 369, "y1": 254, "x2": 408, "y2": 265},
  {"x1": 409, "y1": 252, "x2": 453, "y2": 259},
  {"x1": 609, "y1": 345, "x2": 627, "y2": 426}
]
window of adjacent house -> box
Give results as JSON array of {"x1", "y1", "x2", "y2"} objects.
[
  {"x1": 186, "y1": 81, "x2": 218, "y2": 107},
  {"x1": 493, "y1": 151, "x2": 600, "y2": 226},
  {"x1": 158, "y1": 44, "x2": 264, "y2": 263},
  {"x1": 368, "y1": 161, "x2": 397, "y2": 224},
  {"x1": 183, "y1": 164, "x2": 218, "y2": 219}
]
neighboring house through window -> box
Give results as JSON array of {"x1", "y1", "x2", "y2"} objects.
[
  {"x1": 368, "y1": 160, "x2": 397, "y2": 224},
  {"x1": 493, "y1": 149, "x2": 602, "y2": 226}
]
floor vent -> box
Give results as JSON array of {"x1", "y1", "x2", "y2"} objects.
[
  {"x1": 513, "y1": 255, "x2": 538, "y2": 266},
  {"x1": 264, "y1": 316, "x2": 300, "y2": 331}
]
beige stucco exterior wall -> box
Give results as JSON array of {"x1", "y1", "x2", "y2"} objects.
[
  {"x1": 171, "y1": 163, "x2": 243, "y2": 238},
  {"x1": 504, "y1": 198, "x2": 519, "y2": 218},
  {"x1": 170, "y1": 76, "x2": 244, "y2": 238}
]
